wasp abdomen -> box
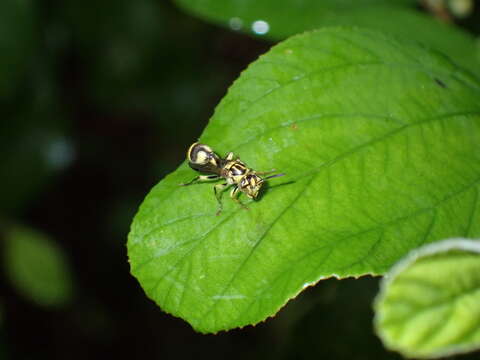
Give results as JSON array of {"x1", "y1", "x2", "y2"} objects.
[
  {"x1": 188, "y1": 143, "x2": 214, "y2": 164},
  {"x1": 187, "y1": 143, "x2": 221, "y2": 173}
]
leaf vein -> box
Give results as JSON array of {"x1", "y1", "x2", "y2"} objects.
[{"x1": 295, "y1": 110, "x2": 480, "y2": 179}]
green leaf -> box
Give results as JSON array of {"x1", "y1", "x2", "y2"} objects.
[
  {"x1": 174, "y1": 0, "x2": 414, "y2": 38},
  {"x1": 3, "y1": 225, "x2": 74, "y2": 307},
  {"x1": 374, "y1": 238, "x2": 480, "y2": 358},
  {"x1": 128, "y1": 28, "x2": 480, "y2": 333},
  {"x1": 173, "y1": 0, "x2": 480, "y2": 75}
]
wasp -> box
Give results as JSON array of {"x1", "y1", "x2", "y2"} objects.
[{"x1": 180, "y1": 143, "x2": 284, "y2": 215}]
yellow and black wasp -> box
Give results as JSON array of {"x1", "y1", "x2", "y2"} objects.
[{"x1": 180, "y1": 143, "x2": 284, "y2": 215}]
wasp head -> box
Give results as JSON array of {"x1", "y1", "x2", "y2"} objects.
[{"x1": 239, "y1": 173, "x2": 264, "y2": 199}]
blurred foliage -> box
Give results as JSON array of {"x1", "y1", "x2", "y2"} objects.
[
  {"x1": 375, "y1": 239, "x2": 480, "y2": 359},
  {"x1": 55, "y1": 0, "x2": 233, "y2": 144},
  {"x1": 0, "y1": 64, "x2": 71, "y2": 215},
  {"x1": 0, "y1": 0, "x2": 71, "y2": 216},
  {"x1": 173, "y1": 0, "x2": 480, "y2": 75},
  {"x1": 3, "y1": 225, "x2": 74, "y2": 307}
]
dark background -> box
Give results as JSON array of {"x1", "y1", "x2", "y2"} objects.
[{"x1": 1, "y1": 1, "x2": 479, "y2": 359}]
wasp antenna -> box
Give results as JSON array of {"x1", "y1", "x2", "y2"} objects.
[{"x1": 265, "y1": 173, "x2": 285, "y2": 180}]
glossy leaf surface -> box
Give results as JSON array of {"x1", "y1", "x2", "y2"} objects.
[{"x1": 128, "y1": 28, "x2": 480, "y2": 333}]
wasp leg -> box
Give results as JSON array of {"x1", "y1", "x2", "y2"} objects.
[
  {"x1": 214, "y1": 183, "x2": 229, "y2": 216},
  {"x1": 225, "y1": 152, "x2": 235, "y2": 161},
  {"x1": 179, "y1": 174, "x2": 220, "y2": 186},
  {"x1": 230, "y1": 186, "x2": 249, "y2": 211}
]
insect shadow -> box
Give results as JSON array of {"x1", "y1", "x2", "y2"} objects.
[{"x1": 256, "y1": 179, "x2": 296, "y2": 201}]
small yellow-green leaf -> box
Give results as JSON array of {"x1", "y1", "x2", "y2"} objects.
[
  {"x1": 4, "y1": 225, "x2": 74, "y2": 307},
  {"x1": 374, "y1": 239, "x2": 480, "y2": 358}
]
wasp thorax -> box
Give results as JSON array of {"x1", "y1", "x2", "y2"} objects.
[{"x1": 230, "y1": 163, "x2": 246, "y2": 176}]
